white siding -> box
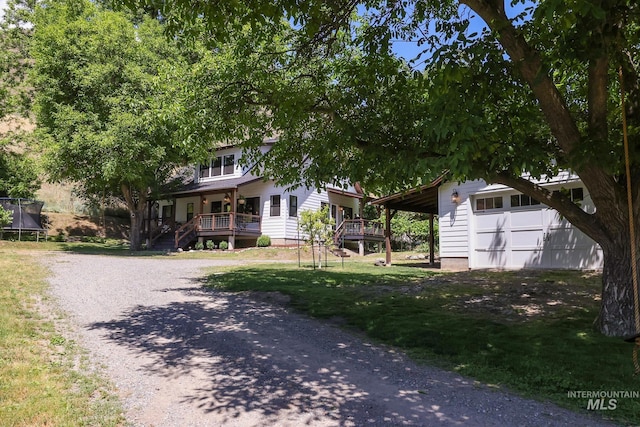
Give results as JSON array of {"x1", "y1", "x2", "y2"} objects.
[{"x1": 439, "y1": 180, "x2": 485, "y2": 259}]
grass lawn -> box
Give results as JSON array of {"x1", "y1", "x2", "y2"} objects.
[
  {"x1": 0, "y1": 247, "x2": 124, "y2": 426},
  {"x1": 206, "y1": 262, "x2": 640, "y2": 425}
]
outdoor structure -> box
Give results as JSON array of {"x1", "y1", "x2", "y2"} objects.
[
  {"x1": 371, "y1": 177, "x2": 441, "y2": 266},
  {"x1": 152, "y1": 142, "x2": 385, "y2": 251},
  {"x1": 373, "y1": 171, "x2": 602, "y2": 271},
  {"x1": 0, "y1": 198, "x2": 48, "y2": 241}
]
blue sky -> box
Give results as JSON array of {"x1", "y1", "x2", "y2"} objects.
[{"x1": 391, "y1": 2, "x2": 533, "y2": 66}]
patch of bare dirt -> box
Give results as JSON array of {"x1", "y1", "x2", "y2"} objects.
[
  {"x1": 42, "y1": 212, "x2": 129, "y2": 239},
  {"x1": 373, "y1": 269, "x2": 602, "y2": 323}
]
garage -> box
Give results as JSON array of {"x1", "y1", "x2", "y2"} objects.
[{"x1": 470, "y1": 190, "x2": 603, "y2": 270}]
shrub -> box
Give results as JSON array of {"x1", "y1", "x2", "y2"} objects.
[
  {"x1": 206, "y1": 240, "x2": 215, "y2": 250},
  {"x1": 195, "y1": 241, "x2": 204, "y2": 250},
  {"x1": 219, "y1": 241, "x2": 228, "y2": 250},
  {"x1": 256, "y1": 235, "x2": 271, "y2": 247}
]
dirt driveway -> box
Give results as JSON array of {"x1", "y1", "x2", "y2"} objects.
[{"x1": 43, "y1": 253, "x2": 615, "y2": 426}]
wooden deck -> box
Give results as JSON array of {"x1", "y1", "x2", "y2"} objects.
[
  {"x1": 335, "y1": 219, "x2": 385, "y2": 243},
  {"x1": 174, "y1": 213, "x2": 261, "y2": 248}
]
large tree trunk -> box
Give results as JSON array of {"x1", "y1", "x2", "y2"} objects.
[
  {"x1": 597, "y1": 237, "x2": 639, "y2": 337},
  {"x1": 128, "y1": 208, "x2": 146, "y2": 251},
  {"x1": 122, "y1": 184, "x2": 148, "y2": 251}
]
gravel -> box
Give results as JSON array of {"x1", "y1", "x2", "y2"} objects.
[{"x1": 42, "y1": 253, "x2": 617, "y2": 427}]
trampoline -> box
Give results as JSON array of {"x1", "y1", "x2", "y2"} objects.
[{"x1": 0, "y1": 198, "x2": 48, "y2": 241}]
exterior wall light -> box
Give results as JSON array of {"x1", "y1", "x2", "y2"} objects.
[{"x1": 451, "y1": 189, "x2": 460, "y2": 204}]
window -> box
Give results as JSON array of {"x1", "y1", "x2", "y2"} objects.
[
  {"x1": 223, "y1": 154, "x2": 235, "y2": 175},
  {"x1": 244, "y1": 197, "x2": 260, "y2": 216},
  {"x1": 210, "y1": 201, "x2": 222, "y2": 214},
  {"x1": 270, "y1": 195, "x2": 281, "y2": 216},
  {"x1": 571, "y1": 187, "x2": 584, "y2": 202},
  {"x1": 510, "y1": 194, "x2": 540, "y2": 207},
  {"x1": 212, "y1": 157, "x2": 222, "y2": 176},
  {"x1": 186, "y1": 203, "x2": 194, "y2": 221},
  {"x1": 199, "y1": 162, "x2": 211, "y2": 178},
  {"x1": 289, "y1": 195, "x2": 298, "y2": 217},
  {"x1": 552, "y1": 187, "x2": 584, "y2": 203},
  {"x1": 476, "y1": 196, "x2": 503, "y2": 211}
]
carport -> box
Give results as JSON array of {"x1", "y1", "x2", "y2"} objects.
[{"x1": 371, "y1": 176, "x2": 442, "y2": 266}]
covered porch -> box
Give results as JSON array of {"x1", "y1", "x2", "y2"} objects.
[
  {"x1": 371, "y1": 176, "x2": 442, "y2": 266},
  {"x1": 151, "y1": 175, "x2": 263, "y2": 250}
]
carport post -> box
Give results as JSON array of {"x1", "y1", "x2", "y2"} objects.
[
  {"x1": 429, "y1": 214, "x2": 435, "y2": 265},
  {"x1": 385, "y1": 204, "x2": 392, "y2": 266}
]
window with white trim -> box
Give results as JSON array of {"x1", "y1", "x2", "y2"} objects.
[
  {"x1": 476, "y1": 196, "x2": 503, "y2": 211},
  {"x1": 199, "y1": 155, "x2": 234, "y2": 178},
  {"x1": 270, "y1": 195, "x2": 281, "y2": 217},
  {"x1": 510, "y1": 194, "x2": 541, "y2": 207},
  {"x1": 289, "y1": 195, "x2": 298, "y2": 217}
]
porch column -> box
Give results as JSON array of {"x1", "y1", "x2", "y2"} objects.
[
  {"x1": 429, "y1": 214, "x2": 435, "y2": 265},
  {"x1": 228, "y1": 235, "x2": 235, "y2": 250},
  {"x1": 385, "y1": 204, "x2": 392, "y2": 266},
  {"x1": 171, "y1": 198, "x2": 176, "y2": 226}
]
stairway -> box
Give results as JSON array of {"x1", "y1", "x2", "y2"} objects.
[{"x1": 150, "y1": 232, "x2": 177, "y2": 251}]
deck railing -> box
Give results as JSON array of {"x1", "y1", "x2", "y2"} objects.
[
  {"x1": 174, "y1": 213, "x2": 261, "y2": 249},
  {"x1": 197, "y1": 213, "x2": 261, "y2": 233},
  {"x1": 334, "y1": 219, "x2": 384, "y2": 243}
]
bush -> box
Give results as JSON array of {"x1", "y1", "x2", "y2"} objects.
[
  {"x1": 219, "y1": 241, "x2": 228, "y2": 250},
  {"x1": 195, "y1": 241, "x2": 204, "y2": 250},
  {"x1": 256, "y1": 235, "x2": 271, "y2": 247},
  {"x1": 206, "y1": 240, "x2": 215, "y2": 250}
]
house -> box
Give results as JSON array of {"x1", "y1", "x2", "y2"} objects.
[
  {"x1": 152, "y1": 143, "x2": 385, "y2": 252},
  {"x1": 372, "y1": 172, "x2": 603, "y2": 270}
]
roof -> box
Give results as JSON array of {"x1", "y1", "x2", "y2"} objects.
[
  {"x1": 371, "y1": 175, "x2": 444, "y2": 214},
  {"x1": 170, "y1": 174, "x2": 264, "y2": 197}
]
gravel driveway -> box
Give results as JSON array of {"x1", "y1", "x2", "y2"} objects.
[{"x1": 43, "y1": 253, "x2": 615, "y2": 426}]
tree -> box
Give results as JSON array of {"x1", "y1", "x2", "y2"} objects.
[
  {"x1": 299, "y1": 205, "x2": 335, "y2": 269},
  {"x1": 31, "y1": 0, "x2": 191, "y2": 250},
  {"x1": 121, "y1": 1, "x2": 640, "y2": 337},
  {"x1": 0, "y1": 0, "x2": 40, "y2": 199}
]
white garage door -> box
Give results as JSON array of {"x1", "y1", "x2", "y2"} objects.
[{"x1": 472, "y1": 201, "x2": 603, "y2": 269}]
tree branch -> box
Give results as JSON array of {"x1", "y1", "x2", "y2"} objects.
[
  {"x1": 492, "y1": 172, "x2": 608, "y2": 244},
  {"x1": 460, "y1": 0, "x2": 582, "y2": 155}
]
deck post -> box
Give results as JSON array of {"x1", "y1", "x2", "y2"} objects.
[
  {"x1": 358, "y1": 240, "x2": 365, "y2": 256},
  {"x1": 429, "y1": 214, "x2": 435, "y2": 265},
  {"x1": 385, "y1": 204, "x2": 392, "y2": 266}
]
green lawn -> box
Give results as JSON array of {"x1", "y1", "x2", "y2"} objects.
[
  {"x1": 207, "y1": 263, "x2": 639, "y2": 425},
  {"x1": 0, "y1": 247, "x2": 124, "y2": 426},
  {"x1": 2, "y1": 240, "x2": 637, "y2": 425}
]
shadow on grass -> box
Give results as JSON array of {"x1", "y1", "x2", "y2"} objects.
[{"x1": 206, "y1": 266, "x2": 639, "y2": 424}]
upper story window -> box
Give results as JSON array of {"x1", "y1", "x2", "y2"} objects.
[
  {"x1": 476, "y1": 196, "x2": 503, "y2": 211},
  {"x1": 510, "y1": 193, "x2": 541, "y2": 207},
  {"x1": 223, "y1": 154, "x2": 235, "y2": 175},
  {"x1": 199, "y1": 155, "x2": 234, "y2": 179}
]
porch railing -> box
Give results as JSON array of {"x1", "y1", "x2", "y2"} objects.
[
  {"x1": 174, "y1": 213, "x2": 261, "y2": 249},
  {"x1": 334, "y1": 219, "x2": 384, "y2": 244},
  {"x1": 197, "y1": 213, "x2": 261, "y2": 233}
]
